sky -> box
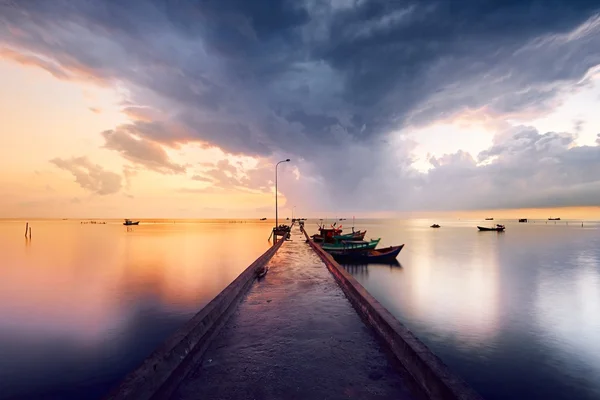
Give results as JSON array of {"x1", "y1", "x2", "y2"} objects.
[{"x1": 1, "y1": 0, "x2": 600, "y2": 218}]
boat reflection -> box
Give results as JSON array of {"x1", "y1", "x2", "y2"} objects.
[{"x1": 342, "y1": 260, "x2": 402, "y2": 277}]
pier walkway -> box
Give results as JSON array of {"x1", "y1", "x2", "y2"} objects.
[{"x1": 170, "y1": 227, "x2": 417, "y2": 400}]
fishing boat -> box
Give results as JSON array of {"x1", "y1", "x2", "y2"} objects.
[
  {"x1": 273, "y1": 224, "x2": 291, "y2": 236},
  {"x1": 329, "y1": 245, "x2": 405, "y2": 263},
  {"x1": 548, "y1": 217, "x2": 561, "y2": 221},
  {"x1": 333, "y1": 230, "x2": 366, "y2": 241},
  {"x1": 312, "y1": 226, "x2": 343, "y2": 243},
  {"x1": 430, "y1": 224, "x2": 440, "y2": 228},
  {"x1": 485, "y1": 217, "x2": 494, "y2": 221},
  {"x1": 321, "y1": 238, "x2": 381, "y2": 252},
  {"x1": 260, "y1": 217, "x2": 267, "y2": 221},
  {"x1": 123, "y1": 219, "x2": 140, "y2": 226},
  {"x1": 518, "y1": 218, "x2": 527, "y2": 223},
  {"x1": 477, "y1": 224, "x2": 505, "y2": 232}
]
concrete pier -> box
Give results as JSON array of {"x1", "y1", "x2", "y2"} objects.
[
  {"x1": 171, "y1": 227, "x2": 417, "y2": 400},
  {"x1": 107, "y1": 225, "x2": 481, "y2": 400}
]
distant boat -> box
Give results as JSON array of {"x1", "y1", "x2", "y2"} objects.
[
  {"x1": 518, "y1": 218, "x2": 528, "y2": 223},
  {"x1": 123, "y1": 219, "x2": 140, "y2": 226},
  {"x1": 329, "y1": 245, "x2": 405, "y2": 263},
  {"x1": 478, "y1": 224, "x2": 505, "y2": 232},
  {"x1": 430, "y1": 224, "x2": 441, "y2": 228},
  {"x1": 548, "y1": 217, "x2": 561, "y2": 221},
  {"x1": 485, "y1": 217, "x2": 494, "y2": 220},
  {"x1": 260, "y1": 217, "x2": 267, "y2": 221}
]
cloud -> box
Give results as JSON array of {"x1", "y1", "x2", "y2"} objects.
[
  {"x1": 101, "y1": 127, "x2": 186, "y2": 174},
  {"x1": 3, "y1": 1, "x2": 600, "y2": 211},
  {"x1": 50, "y1": 156, "x2": 122, "y2": 195},
  {"x1": 417, "y1": 126, "x2": 600, "y2": 210},
  {"x1": 88, "y1": 107, "x2": 101, "y2": 113},
  {"x1": 122, "y1": 166, "x2": 138, "y2": 190},
  {"x1": 191, "y1": 175, "x2": 214, "y2": 183}
]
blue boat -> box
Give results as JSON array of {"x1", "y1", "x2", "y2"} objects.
[{"x1": 328, "y1": 245, "x2": 405, "y2": 263}]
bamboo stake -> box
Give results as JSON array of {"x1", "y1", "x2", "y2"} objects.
[{"x1": 24, "y1": 222, "x2": 28, "y2": 237}]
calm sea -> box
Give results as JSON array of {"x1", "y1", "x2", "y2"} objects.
[
  {"x1": 0, "y1": 218, "x2": 599, "y2": 400},
  {"x1": 330, "y1": 219, "x2": 600, "y2": 400},
  {"x1": 0, "y1": 219, "x2": 272, "y2": 400}
]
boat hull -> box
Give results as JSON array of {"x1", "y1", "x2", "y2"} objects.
[
  {"x1": 332, "y1": 230, "x2": 366, "y2": 241},
  {"x1": 477, "y1": 226, "x2": 504, "y2": 231},
  {"x1": 321, "y1": 238, "x2": 381, "y2": 252},
  {"x1": 330, "y1": 245, "x2": 404, "y2": 263}
]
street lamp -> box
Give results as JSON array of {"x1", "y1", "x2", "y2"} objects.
[{"x1": 275, "y1": 159, "x2": 290, "y2": 232}]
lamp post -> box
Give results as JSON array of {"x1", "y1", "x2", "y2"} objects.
[{"x1": 275, "y1": 159, "x2": 290, "y2": 233}]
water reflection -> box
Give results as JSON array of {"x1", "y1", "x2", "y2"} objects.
[
  {"x1": 0, "y1": 220, "x2": 271, "y2": 400},
  {"x1": 315, "y1": 219, "x2": 600, "y2": 400}
]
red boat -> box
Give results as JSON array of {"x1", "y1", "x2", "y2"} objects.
[{"x1": 311, "y1": 225, "x2": 343, "y2": 243}]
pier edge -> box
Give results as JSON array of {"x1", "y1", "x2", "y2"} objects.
[
  {"x1": 304, "y1": 230, "x2": 483, "y2": 400},
  {"x1": 104, "y1": 233, "x2": 289, "y2": 400}
]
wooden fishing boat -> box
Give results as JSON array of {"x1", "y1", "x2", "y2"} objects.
[
  {"x1": 548, "y1": 217, "x2": 561, "y2": 221},
  {"x1": 329, "y1": 245, "x2": 405, "y2": 263},
  {"x1": 485, "y1": 217, "x2": 494, "y2": 221},
  {"x1": 333, "y1": 230, "x2": 366, "y2": 241},
  {"x1": 272, "y1": 224, "x2": 291, "y2": 237},
  {"x1": 321, "y1": 238, "x2": 381, "y2": 252},
  {"x1": 518, "y1": 218, "x2": 527, "y2": 223},
  {"x1": 123, "y1": 219, "x2": 140, "y2": 226},
  {"x1": 311, "y1": 226, "x2": 344, "y2": 243},
  {"x1": 430, "y1": 224, "x2": 440, "y2": 228},
  {"x1": 477, "y1": 224, "x2": 505, "y2": 232}
]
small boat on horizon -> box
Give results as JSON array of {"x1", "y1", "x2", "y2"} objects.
[
  {"x1": 123, "y1": 219, "x2": 140, "y2": 226},
  {"x1": 430, "y1": 224, "x2": 440, "y2": 228},
  {"x1": 485, "y1": 217, "x2": 494, "y2": 220},
  {"x1": 260, "y1": 217, "x2": 267, "y2": 221},
  {"x1": 548, "y1": 217, "x2": 561, "y2": 221},
  {"x1": 518, "y1": 218, "x2": 528, "y2": 223},
  {"x1": 478, "y1": 224, "x2": 505, "y2": 232}
]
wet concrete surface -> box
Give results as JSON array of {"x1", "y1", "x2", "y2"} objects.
[{"x1": 171, "y1": 228, "x2": 417, "y2": 400}]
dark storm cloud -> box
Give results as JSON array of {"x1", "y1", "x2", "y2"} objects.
[
  {"x1": 2, "y1": 0, "x2": 600, "y2": 210},
  {"x1": 4, "y1": 0, "x2": 598, "y2": 147}
]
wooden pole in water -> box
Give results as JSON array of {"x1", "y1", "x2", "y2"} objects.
[{"x1": 24, "y1": 222, "x2": 28, "y2": 237}]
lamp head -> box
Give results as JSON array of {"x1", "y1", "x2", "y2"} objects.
[{"x1": 285, "y1": 159, "x2": 290, "y2": 162}]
